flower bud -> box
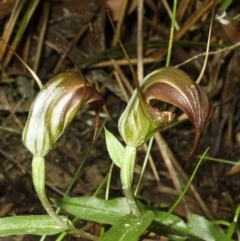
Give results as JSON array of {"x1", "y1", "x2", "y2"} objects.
[{"x1": 22, "y1": 71, "x2": 104, "y2": 157}]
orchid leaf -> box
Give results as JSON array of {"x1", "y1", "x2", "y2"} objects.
[
  {"x1": 104, "y1": 127, "x2": 124, "y2": 167},
  {"x1": 187, "y1": 214, "x2": 234, "y2": 241},
  {"x1": 0, "y1": 215, "x2": 67, "y2": 236},
  {"x1": 99, "y1": 210, "x2": 154, "y2": 241},
  {"x1": 54, "y1": 197, "x2": 130, "y2": 225}
]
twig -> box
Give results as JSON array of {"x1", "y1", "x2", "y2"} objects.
[
  {"x1": 113, "y1": 70, "x2": 130, "y2": 102},
  {"x1": 175, "y1": 42, "x2": 240, "y2": 68},
  {"x1": 111, "y1": 59, "x2": 133, "y2": 95},
  {"x1": 196, "y1": 0, "x2": 216, "y2": 84},
  {"x1": 0, "y1": 89, "x2": 24, "y2": 130},
  {"x1": 53, "y1": 24, "x2": 89, "y2": 74},
  {"x1": 90, "y1": 57, "x2": 162, "y2": 68},
  {"x1": 155, "y1": 133, "x2": 191, "y2": 220}
]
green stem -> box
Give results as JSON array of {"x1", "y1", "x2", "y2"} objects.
[
  {"x1": 134, "y1": 138, "x2": 154, "y2": 196},
  {"x1": 166, "y1": 0, "x2": 178, "y2": 67},
  {"x1": 121, "y1": 146, "x2": 142, "y2": 218},
  {"x1": 32, "y1": 156, "x2": 68, "y2": 229}
]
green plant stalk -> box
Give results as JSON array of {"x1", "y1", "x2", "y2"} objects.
[
  {"x1": 121, "y1": 146, "x2": 142, "y2": 218},
  {"x1": 165, "y1": 0, "x2": 178, "y2": 67},
  {"x1": 226, "y1": 203, "x2": 240, "y2": 238},
  {"x1": 32, "y1": 156, "x2": 68, "y2": 229},
  {"x1": 211, "y1": 220, "x2": 231, "y2": 226},
  {"x1": 196, "y1": 155, "x2": 239, "y2": 165},
  {"x1": 33, "y1": 157, "x2": 98, "y2": 240},
  {"x1": 134, "y1": 138, "x2": 154, "y2": 196},
  {"x1": 100, "y1": 163, "x2": 114, "y2": 236}
]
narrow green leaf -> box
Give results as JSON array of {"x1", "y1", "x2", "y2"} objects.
[
  {"x1": 104, "y1": 127, "x2": 124, "y2": 167},
  {"x1": 187, "y1": 214, "x2": 234, "y2": 241},
  {"x1": 218, "y1": 0, "x2": 233, "y2": 11},
  {"x1": 99, "y1": 210, "x2": 154, "y2": 241},
  {"x1": 54, "y1": 197, "x2": 130, "y2": 225},
  {"x1": 0, "y1": 215, "x2": 67, "y2": 236}
]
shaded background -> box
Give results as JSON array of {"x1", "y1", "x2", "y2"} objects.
[{"x1": 0, "y1": 0, "x2": 240, "y2": 240}]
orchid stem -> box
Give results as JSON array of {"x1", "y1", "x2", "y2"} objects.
[
  {"x1": 32, "y1": 156, "x2": 68, "y2": 229},
  {"x1": 121, "y1": 146, "x2": 142, "y2": 218}
]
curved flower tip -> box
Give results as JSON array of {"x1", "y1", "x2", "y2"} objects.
[
  {"x1": 141, "y1": 67, "x2": 213, "y2": 159},
  {"x1": 22, "y1": 71, "x2": 104, "y2": 157}
]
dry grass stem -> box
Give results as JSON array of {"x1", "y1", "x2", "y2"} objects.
[
  {"x1": 53, "y1": 24, "x2": 89, "y2": 74},
  {"x1": 175, "y1": 42, "x2": 240, "y2": 68},
  {"x1": 111, "y1": 59, "x2": 133, "y2": 95},
  {"x1": 33, "y1": 0, "x2": 51, "y2": 73},
  {"x1": 154, "y1": 132, "x2": 190, "y2": 220},
  {"x1": 0, "y1": 0, "x2": 25, "y2": 60},
  {"x1": 113, "y1": 70, "x2": 129, "y2": 102},
  {"x1": 162, "y1": 0, "x2": 180, "y2": 30},
  {"x1": 90, "y1": 57, "x2": 162, "y2": 68},
  {"x1": 112, "y1": 0, "x2": 129, "y2": 45},
  {"x1": 0, "y1": 89, "x2": 23, "y2": 130},
  {"x1": 3, "y1": 0, "x2": 41, "y2": 67}
]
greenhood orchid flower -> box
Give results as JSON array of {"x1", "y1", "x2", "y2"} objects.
[
  {"x1": 22, "y1": 71, "x2": 104, "y2": 230},
  {"x1": 116, "y1": 66, "x2": 212, "y2": 218},
  {"x1": 22, "y1": 71, "x2": 104, "y2": 158},
  {"x1": 119, "y1": 66, "x2": 212, "y2": 158}
]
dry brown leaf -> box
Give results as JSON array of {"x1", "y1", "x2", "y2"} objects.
[
  {"x1": 107, "y1": 0, "x2": 138, "y2": 21},
  {"x1": 0, "y1": 203, "x2": 14, "y2": 217},
  {"x1": 0, "y1": 0, "x2": 16, "y2": 20},
  {"x1": 226, "y1": 160, "x2": 240, "y2": 176}
]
